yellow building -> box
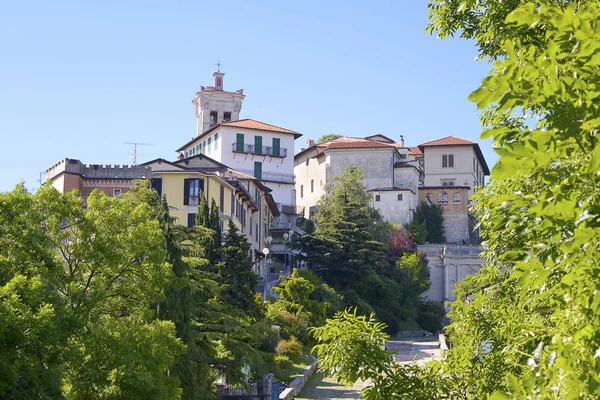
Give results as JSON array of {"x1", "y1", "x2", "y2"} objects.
[{"x1": 143, "y1": 156, "x2": 279, "y2": 276}]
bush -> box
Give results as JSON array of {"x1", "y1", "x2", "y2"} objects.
[
  {"x1": 273, "y1": 354, "x2": 293, "y2": 377},
  {"x1": 415, "y1": 299, "x2": 445, "y2": 333},
  {"x1": 276, "y1": 336, "x2": 303, "y2": 362},
  {"x1": 406, "y1": 220, "x2": 427, "y2": 245}
]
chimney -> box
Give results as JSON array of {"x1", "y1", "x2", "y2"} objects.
[
  {"x1": 307, "y1": 139, "x2": 315, "y2": 148},
  {"x1": 213, "y1": 72, "x2": 224, "y2": 91},
  {"x1": 399, "y1": 135, "x2": 405, "y2": 148}
]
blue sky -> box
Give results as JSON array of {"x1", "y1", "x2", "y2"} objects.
[{"x1": 0, "y1": 0, "x2": 494, "y2": 192}]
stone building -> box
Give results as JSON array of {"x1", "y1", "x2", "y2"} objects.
[
  {"x1": 45, "y1": 158, "x2": 151, "y2": 199},
  {"x1": 419, "y1": 244, "x2": 484, "y2": 303},
  {"x1": 293, "y1": 134, "x2": 490, "y2": 244},
  {"x1": 294, "y1": 136, "x2": 422, "y2": 227},
  {"x1": 180, "y1": 72, "x2": 302, "y2": 207}
]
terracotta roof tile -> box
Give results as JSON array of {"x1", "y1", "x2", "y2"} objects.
[
  {"x1": 322, "y1": 136, "x2": 396, "y2": 149},
  {"x1": 418, "y1": 136, "x2": 476, "y2": 147},
  {"x1": 220, "y1": 119, "x2": 301, "y2": 137},
  {"x1": 408, "y1": 146, "x2": 422, "y2": 155}
]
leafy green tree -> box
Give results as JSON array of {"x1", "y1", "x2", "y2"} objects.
[
  {"x1": 426, "y1": 0, "x2": 581, "y2": 60},
  {"x1": 396, "y1": 252, "x2": 430, "y2": 294},
  {"x1": 0, "y1": 184, "x2": 184, "y2": 399},
  {"x1": 412, "y1": 202, "x2": 445, "y2": 243},
  {"x1": 314, "y1": 2, "x2": 600, "y2": 399},
  {"x1": 218, "y1": 220, "x2": 260, "y2": 317},
  {"x1": 317, "y1": 134, "x2": 340, "y2": 144},
  {"x1": 406, "y1": 219, "x2": 427, "y2": 245},
  {"x1": 312, "y1": 309, "x2": 455, "y2": 400},
  {"x1": 302, "y1": 165, "x2": 389, "y2": 289}
]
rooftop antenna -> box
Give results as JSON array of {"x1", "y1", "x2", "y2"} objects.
[
  {"x1": 215, "y1": 59, "x2": 223, "y2": 72},
  {"x1": 37, "y1": 171, "x2": 44, "y2": 188},
  {"x1": 123, "y1": 142, "x2": 154, "y2": 165}
]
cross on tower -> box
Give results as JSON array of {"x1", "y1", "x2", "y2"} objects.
[{"x1": 215, "y1": 60, "x2": 222, "y2": 72}]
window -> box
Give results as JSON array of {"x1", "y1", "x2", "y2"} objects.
[
  {"x1": 375, "y1": 195, "x2": 381, "y2": 202},
  {"x1": 207, "y1": 138, "x2": 212, "y2": 153},
  {"x1": 254, "y1": 136, "x2": 263, "y2": 154},
  {"x1": 236, "y1": 133, "x2": 244, "y2": 152},
  {"x1": 113, "y1": 189, "x2": 121, "y2": 197},
  {"x1": 185, "y1": 151, "x2": 189, "y2": 158},
  {"x1": 442, "y1": 182, "x2": 448, "y2": 187},
  {"x1": 196, "y1": 144, "x2": 200, "y2": 153},
  {"x1": 311, "y1": 179, "x2": 314, "y2": 193},
  {"x1": 214, "y1": 133, "x2": 219, "y2": 150},
  {"x1": 209, "y1": 111, "x2": 218, "y2": 127},
  {"x1": 219, "y1": 185, "x2": 224, "y2": 212},
  {"x1": 187, "y1": 213, "x2": 196, "y2": 228},
  {"x1": 215, "y1": 77, "x2": 222, "y2": 87},
  {"x1": 397, "y1": 194, "x2": 403, "y2": 201},
  {"x1": 250, "y1": 216, "x2": 253, "y2": 235},
  {"x1": 300, "y1": 185, "x2": 304, "y2": 198},
  {"x1": 453, "y1": 192, "x2": 462, "y2": 205},
  {"x1": 254, "y1": 188, "x2": 261, "y2": 208},
  {"x1": 442, "y1": 154, "x2": 454, "y2": 168},
  {"x1": 438, "y1": 191, "x2": 449, "y2": 206},
  {"x1": 231, "y1": 192, "x2": 235, "y2": 215},
  {"x1": 272, "y1": 138, "x2": 281, "y2": 157},
  {"x1": 183, "y1": 178, "x2": 204, "y2": 205},
  {"x1": 202, "y1": 141, "x2": 206, "y2": 154},
  {"x1": 223, "y1": 112, "x2": 231, "y2": 122},
  {"x1": 254, "y1": 161, "x2": 262, "y2": 180},
  {"x1": 151, "y1": 178, "x2": 163, "y2": 197}
]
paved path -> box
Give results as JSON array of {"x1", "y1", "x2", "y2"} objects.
[{"x1": 297, "y1": 336, "x2": 440, "y2": 399}]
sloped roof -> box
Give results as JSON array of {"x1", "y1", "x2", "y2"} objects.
[
  {"x1": 364, "y1": 134, "x2": 395, "y2": 143},
  {"x1": 418, "y1": 135, "x2": 476, "y2": 147},
  {"x1": 220, "y1": 119, "x2": 301, "y2": 136},
  {"x1": 418, "y1": 136, "x2": 490, "y2": 175},
  {"x1": 176, "y1": 119, "x2": 302, "y2": 152},
  {"x1": 407, "y1": 146, "x2": 422, "y2": 155}
]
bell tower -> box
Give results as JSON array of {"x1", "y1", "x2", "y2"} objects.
[{"x1": 191, "y1": 68, "x2": 245, "y2": 135}]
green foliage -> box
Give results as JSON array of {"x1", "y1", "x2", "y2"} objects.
[
  {"x1": 396, "y1": 252, "x2": 431, "y2": 294},
  {"x1": 311, "y1": 308, "x2": 460, "y2": 399},
  {"x1": 317, "y1": 134, "x2": 340, "y2": 144},
  {"x1": 218, "y1": 220, "x2": 260, "y2": 317},
  {"x1": 275, "y1": 336, "x2": 303, "y2": 362},
  {"x1": 413, "y1": 201, "x2": 445, "y2": 243},
  {"x1": 0, "y1": 184, "x2": 184, "y2": 399},
  {"x1": 426, "y1": 0, "x2": 581, "y2": 60},
  {"x1": 301, "y1": 165, "x2": 390, "y2": 289},
  {"x1": 406, "y1": 219, "x2": 427, "y2": 244},
  {"x1": 415, "y1": 299, "x2": 445, "y2": 334}
]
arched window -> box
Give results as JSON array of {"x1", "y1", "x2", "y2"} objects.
[
  {"x1": 442, "y1": 182, "x2": 448, "y2": 187},
  {"x1": 453, "y1": 192, "x2": 462, "y2": 205},
  {"x1": 438, "y1": 191, "x2": 448, "y2": 206}
]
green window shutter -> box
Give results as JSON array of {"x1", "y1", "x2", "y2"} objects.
[
  {"x1": 254, "y1": 161, "x2": 262, "y2": 180},
  {"x1": 254, "y1": 136, "x2": 262, "y2": 154},
  {"x1": 272, "y1": 138, "x2": 280, "y2": 157},
  {"x1": 236, "y1": 133, "x2": 244, "y2": 152}
]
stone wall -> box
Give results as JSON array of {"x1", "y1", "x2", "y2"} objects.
[{"x1": 420, "y1": 244, "x2": 484, "y2": 303}]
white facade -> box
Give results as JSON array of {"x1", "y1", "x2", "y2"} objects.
[
  {"x1": 422, "y1": 145, "x2": 487, "y2": 197},
  {"x1": 178, "y1": 124, "x2": 298, "y2": 206},
  {"x1": 294, "y1": 140, "x2": 422, "y2": 225}
]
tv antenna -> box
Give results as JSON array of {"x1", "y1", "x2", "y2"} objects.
[{"x1": 123, "y1": 141, "x2": 154, "y2": 165}]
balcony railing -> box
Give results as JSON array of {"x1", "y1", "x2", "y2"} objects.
[
  {"x1": 231, "y1": 143, "x2": 288, "y2": 158},
  {"x1": 237, "y1": 169, "x2": 295, "y2": 184}
]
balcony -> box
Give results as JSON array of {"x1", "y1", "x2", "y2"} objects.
[
  {"x1": 237, "y1": 169, "x2": 295, "y2": 184},
  {"x1": 231, "y1": 143, "x2": 288, "y2": 158}
]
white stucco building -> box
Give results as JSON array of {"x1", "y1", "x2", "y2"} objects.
[
  {"x1": 419, "y1": 136, "x2": 489, "y2": 197},
  {"x1": 294, "y1": 136, "x2": 422, "y2": 227},
  {"x1": 294, "y1": 134, "x2": 490, "y2": 243},
  {"x1": 176, "y1": 72, "x2": 302, "y2": 207}
]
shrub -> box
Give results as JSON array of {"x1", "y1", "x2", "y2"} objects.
[
  {"x1": 273, "y1": 354, "x2": 293, "y2": 377},
  {"x1": 415, "y1": 299, "x2": 445, "y2": 333},
  {"x1": 276, "y1": 336, "x2": 303, "y2": 362}
]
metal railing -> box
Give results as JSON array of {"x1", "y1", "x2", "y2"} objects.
[
  {"x1": 231, "y1": 143, "x2": 288, "y2": 158},
  {"x1": 237, "y1": 169, "x2": 295, "y2": 184}
]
